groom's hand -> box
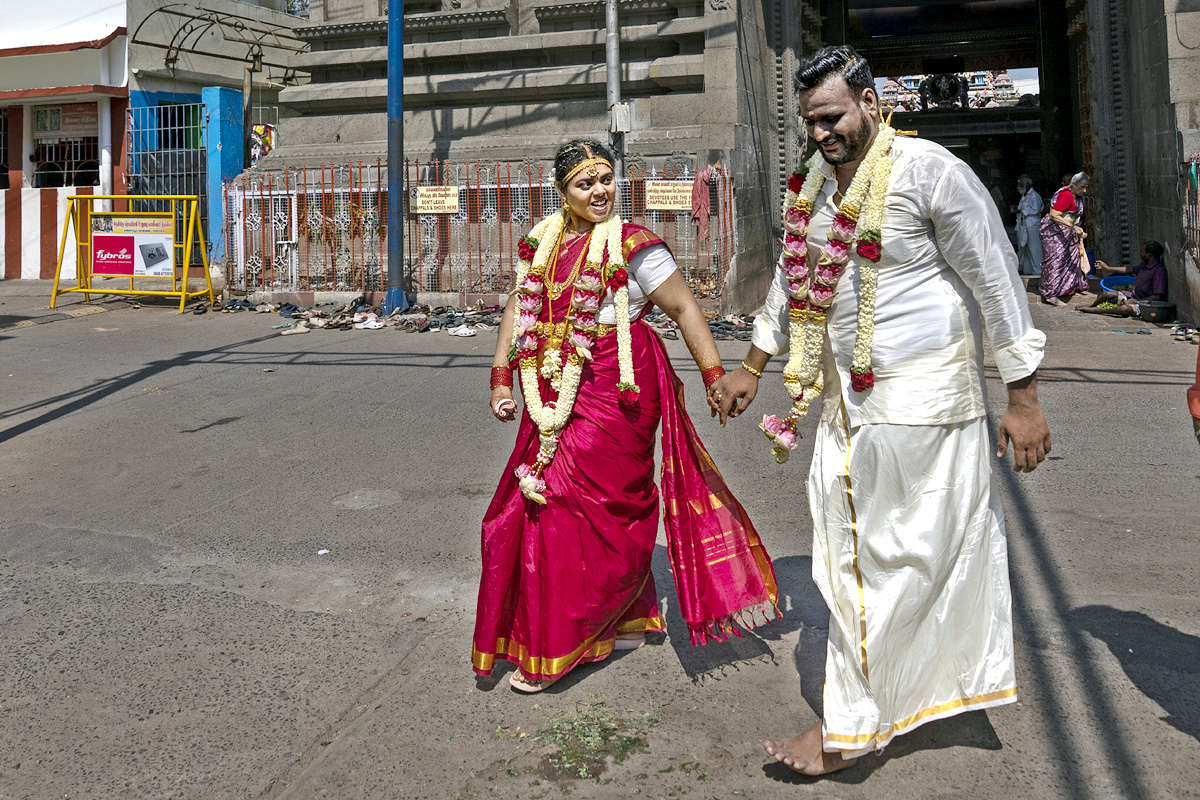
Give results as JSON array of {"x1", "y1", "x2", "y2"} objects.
[{"x1": 709, "y1": 369, "x2": 760, "y2": 427}]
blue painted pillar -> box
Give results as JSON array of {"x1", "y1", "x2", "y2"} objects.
[
  {"x1": 203, "y1": 86, "x2": 244, "y2": 263},
  {"x1": 383, "y1": 0, "x2": 408, "y2": 313}
]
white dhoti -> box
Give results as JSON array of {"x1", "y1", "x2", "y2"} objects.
[
  {"x1": 1017, "y1": 216, "x2": 1043, "y2": 275},
  {"x1": 808, "y1": 407, "x2": 1017, "y2": 757}
]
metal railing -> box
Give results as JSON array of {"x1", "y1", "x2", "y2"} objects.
[
  {"x1": 223, "y1": 159, "x2": 736, "y2": 298},
  {"x1": 126, "y1": 103, "x2": 209, "y2": 263}
]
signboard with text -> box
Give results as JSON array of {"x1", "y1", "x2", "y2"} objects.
[
  {"x1": 411, "y1": 186, "x2": 460, "y2": 214},
  {"x1": 91, "y1": 215, "x2": 175, "y2": 278},
  {"x1": 644, "y1": 181, "x2": 693, "y2": 211}
]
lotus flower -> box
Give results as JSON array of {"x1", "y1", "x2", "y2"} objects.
[
  {"x1": 783, "y1": 235, "x2": 805, "y2": 260},
  {"x1": 573, "y1": 313, "x2": 596, "y2": 331},
  {"x1": 824, "y1": 238, "x2": 850, "y2": 259},
  {"x1": 517, "y1": 310, "x2": 538, "y2": 332},
  {"x1": 516, "y1": 464, "x2": 548, "y2": 504},
  {"x1": 568, "y1": 330, "x2": 594, "y2": 360},
  {"x1": 515, "y1": 332, "x2": 539, "y2": 351},
  {"x1": 783, "y1": 207, "x2": 809, "y2": 235},
  {"x1": 784, "y1": 259, "x2": 809, "y2": 281},
  {"x1": 815, "y1": 261, "x2": 842, "y2": 284},
  {"x1": 831, "y1": 213, "x2": 857, "y2": 239},
  {"x1": 576, "y1": 275, "x2": 604, "y2": 294},
  {"x1": 518, "y1": 275, "x2": 543, "y2": 294},
  {"x1": 760, "y1": 414, "x2": 799, "y2": 464},
  {"x1": 809, "y1": 283, "x2": 836, "y2": 306},
  {"x1": 517, "y1": 295, "x2": 542, "y2": 313},
  {"x1": 788, "y1": 281, "x2": 809, "y2": 301},
  {"x1": 573, "y1": 292, "x2": 601, "y2": 313}
]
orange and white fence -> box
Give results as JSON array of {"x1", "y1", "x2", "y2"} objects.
[
  {"x1": 1, "y1": 187, "x2": 94, "y2": 280},
  {"x1": 223, "y1": 160, "x2": 736, "y2": 299}
]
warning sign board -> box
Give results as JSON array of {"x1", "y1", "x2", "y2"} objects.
[
  {"x1": 91, "y1": 214, "x2": 175, "y2": 278},
  {"x1": 411, "y1": 186, "x2": 460, "y2": 214},
  {"x1": 644, "y1": 181, "x2": 693, "y2": 211}
]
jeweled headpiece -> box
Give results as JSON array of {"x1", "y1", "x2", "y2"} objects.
[{"x1": 560, "y1": 144, "x2": 613, "y2": 187}]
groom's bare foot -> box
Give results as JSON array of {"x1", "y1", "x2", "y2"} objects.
[{"x1": 763, "y1": 721, "x2": 858, "y2": 776}]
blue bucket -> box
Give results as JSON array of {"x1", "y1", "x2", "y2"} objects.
[{"x1": 1100, "y1": 276, "x2": 1135, "y2": 292}]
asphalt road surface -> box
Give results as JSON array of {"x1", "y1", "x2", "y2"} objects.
[{"x1": 2, "y1": 292, "x2": 1198, "y2": 799}]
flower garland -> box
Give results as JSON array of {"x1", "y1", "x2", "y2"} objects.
[
  {"x1": 761, "y1": 124, "x2": 896, "y2": 464},
  {"x1": 508, "y1": 208, "x2": 635, "y2": 503}
]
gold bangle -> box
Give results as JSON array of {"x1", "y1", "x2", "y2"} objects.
[{"x1": 740, "y1": 361, "x2": 763, "y2": 378}]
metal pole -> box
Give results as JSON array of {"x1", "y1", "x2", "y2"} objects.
[
  {"x1": 383, "y1": 0, "x2": 409, "y2": 313},
  {"x1": 605, "y1": 0, "x2": 625, "y2": 177}
]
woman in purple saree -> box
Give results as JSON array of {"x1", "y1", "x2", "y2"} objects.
[
  {"x1": 475, "y1": 140, "x2": 777, "y2": 692},
  {"x1": 1038, "y1": 172, "x2": 1091, "y2": 306}
]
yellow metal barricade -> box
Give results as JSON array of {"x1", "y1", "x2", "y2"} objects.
[{"x1": 50, "y1": 195, "x2": 215, "y2": 314}]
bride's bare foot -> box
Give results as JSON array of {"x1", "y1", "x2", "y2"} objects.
[{"x1": 763, "y1": 720, "x2": 858, "y2": 776}]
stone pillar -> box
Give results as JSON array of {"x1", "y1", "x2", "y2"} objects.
[
  {"x1": 202, "y1": 87, "x2": 246, "y2": 264},
  {"x1": 1037, "y1": 0, "x2": 1073, "y2": 191},
  {"x1": 98, "y1": 97, "x2": 113, "y2": 211},
  {"x1": 22, "y1": 104, "x2": 34, "y2": 188}
]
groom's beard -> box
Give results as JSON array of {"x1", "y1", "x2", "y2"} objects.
[{"x1": 818, "y1": 112, "x2": 874, "y2": 166}]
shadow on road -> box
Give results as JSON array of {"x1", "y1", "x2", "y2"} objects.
[
  {"x1": 1071, "y1": 605, "x2": 1200, "y2": 744},
  {"x1": 0, "y1": 336, "x2": 492, "y2": 444},
  {"x1": 652, "y1": 549, "x2": 828, "y2": 683}
]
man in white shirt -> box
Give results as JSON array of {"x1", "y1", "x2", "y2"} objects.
[
  {"x1": 709, "y1": 46, "x2": 1052, "y2": 776},
  {"x1": 1015, "y1": 175, "x2": 1044, "y2": 275}
]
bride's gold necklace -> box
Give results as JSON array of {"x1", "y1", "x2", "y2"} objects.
[{"x1": 549, "y1": 226, "x2": 591, "y2": 301}]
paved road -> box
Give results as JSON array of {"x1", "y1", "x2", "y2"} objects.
[{"x1": 1, "y1": 287, "x2": 1197, "y2": 799}]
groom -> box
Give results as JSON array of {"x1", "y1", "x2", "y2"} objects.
[{"x1": 710, "y1": 46, "x2": 1051, "y2": 775}]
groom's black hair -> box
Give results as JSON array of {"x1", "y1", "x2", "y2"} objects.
[{"x1": 795, "y1": 46, "x2": 874, "y2": 94}]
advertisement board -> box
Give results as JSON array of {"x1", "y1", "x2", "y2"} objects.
[
  {"x1": 644, "y1": 181, "x2": 693, "y2": 211},
  {"x1": 91, "y1": 215, "x2": 175, "y2": 278}
]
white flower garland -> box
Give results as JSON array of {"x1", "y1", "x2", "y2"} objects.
[
  {"x1": 761, "y1": 125, "x2": 896, "y2": 463},
  {"x1": 509, "y1": 208, "x2": 635, "y2": 503}
]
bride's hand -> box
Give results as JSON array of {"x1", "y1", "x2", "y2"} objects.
[{"x1": 490, "y1": 387, "x2": 517, "y2": 422}]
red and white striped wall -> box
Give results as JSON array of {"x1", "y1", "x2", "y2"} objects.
[{"x1": 0, "y1": 186, "x2": 93, "y2": 281}]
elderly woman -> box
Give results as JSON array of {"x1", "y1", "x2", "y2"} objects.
[
  {"x1": 1038, "y1": 171, "x2": 1091, "y2": 305},
  {"x1": 1014, "y1": 175, "x2": 1044, "y2": 275},
  {"x1": 475, "y1": 140, "x2": 777, "y2": 693}
]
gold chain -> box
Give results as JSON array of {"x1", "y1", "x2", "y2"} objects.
[{"x1": 549, "y1": 230, "x2": 591, "y2": 301}]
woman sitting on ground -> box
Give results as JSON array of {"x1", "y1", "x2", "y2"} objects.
[
  {"x1": 1083, "y1": 240, "x2": 1168, "y2": 317},
  {"x1": 474, "y1": 140, "x2": 777, "y2": 693}
]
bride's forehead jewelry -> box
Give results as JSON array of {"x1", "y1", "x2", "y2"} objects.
[{"x1": 563, "y1": 156, "x2": 612, "y2": 186}]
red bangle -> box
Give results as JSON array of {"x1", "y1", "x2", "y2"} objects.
[
  {"x1": 701, "y1": 365, "x2": 726, "y2": 388},
  {"x1": 491, "y1": 366, "x2": 514, "y2": 389}
]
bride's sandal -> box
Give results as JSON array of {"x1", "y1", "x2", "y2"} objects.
[{"x1": 509, "y1": 671, "x2": 557, "y2": 693}]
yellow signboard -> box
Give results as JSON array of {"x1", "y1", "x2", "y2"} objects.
[
  {"x1": 645, "y1": 181, "x2": 693, "y2": 211},
  {"x1": 412, "y1": 186, "x2": 460, "y2": 214}
]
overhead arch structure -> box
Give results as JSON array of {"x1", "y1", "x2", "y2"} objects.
[{"x1": 130, "y1": 3, "x2": 307, "y2": 85}]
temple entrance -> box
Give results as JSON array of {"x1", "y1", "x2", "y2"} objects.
[{"x1": 811, "y1": 0, "x2": 1088, "y2": 255}]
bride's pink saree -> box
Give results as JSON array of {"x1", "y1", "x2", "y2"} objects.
[{"x1": 472, "y1": 225, "x2": 777, "y2": 681}]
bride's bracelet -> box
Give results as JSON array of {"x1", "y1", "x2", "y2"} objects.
[
  {"x1": 701, "y1": 365, "x2": 726, "y2": 388},
  {"x1": 490, "y1": 366, "x2": 514, "y2": 390}
]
